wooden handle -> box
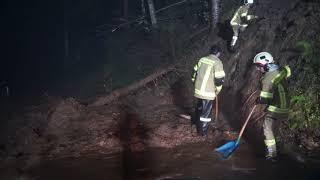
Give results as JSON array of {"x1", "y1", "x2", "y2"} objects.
[
  {"x1": 215, "y1": 96, "x2": 219, "y2": 121},
  {"x1": 237, "y1": 105, "x2": 257, "y2": 141}
]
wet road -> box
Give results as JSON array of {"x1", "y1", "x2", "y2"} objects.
[{"x1": 20, "y1": 142, "x2": 318, "y2": 180}]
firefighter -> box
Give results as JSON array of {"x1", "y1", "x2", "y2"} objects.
[
  {"x1": 253, "y1": 52, "x2": 291, "y2": 161},
  {"x1": 230, "y1": 0, "x2": 258, "y2": 49},
  {"x1": 192, "y1": 45, "x2": 225, "y2": 136}
]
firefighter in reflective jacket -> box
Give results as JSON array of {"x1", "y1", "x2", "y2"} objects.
[
  {"x1": 253, "y1": 52, "x2": 291, "y2": 161},
  {"x1": 191, "y1": 45, "x2": 225, "y2": 136},
  {"x1": 230, "y1": 0, "x2": 258, "y2": 48}
]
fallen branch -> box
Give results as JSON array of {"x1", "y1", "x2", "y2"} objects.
[
  {"x1": 89, "y1": 65, "x2": 175, "y2": 107},
  {"x1": 156, "y1": 0, "x2": 188, "y2": 13}
]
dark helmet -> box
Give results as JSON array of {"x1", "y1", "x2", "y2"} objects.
[{"x1": 210, "y1": 45, "x2": 222, "y2": 55}]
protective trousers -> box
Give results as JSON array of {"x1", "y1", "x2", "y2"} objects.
[
  {"x1": 230, "y1": 24, "x2": 240, "y2": 47},
  {"x1": 230, "y1": 24, "x2": 247, "y2": 47},
  {"x1": 231, "y1": 24, "x2": 241, "y2": 37},
  {"x1": 263, "y1": 113, "x2": 287, "y2": 159},
  {"x1": 195, "y1": 98, "x2": 214, "y2": 136}
]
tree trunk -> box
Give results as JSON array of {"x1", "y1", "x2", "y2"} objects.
[
  {"x1": 211, "y1": 0, "x2": 220, "y2": 29},
  {"x1": 64, "y1": 1, "x2": 69, "y2": 63},
  {"x1": 141, "y1": 0, "x2": 146, "y2": 17},
  {"x1": 89, "y1": 65, "x2": 175, "y2": 107},
  {"x1": 147, "y1": 0, "x2": 158, "y2": 28},
  {"x1": 123, "y1": 0, "x2": 128, "y2": 19}
]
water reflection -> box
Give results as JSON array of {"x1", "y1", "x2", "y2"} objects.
[{"x1": 17, "y1": 142, "x2": 313, "y2": 180}]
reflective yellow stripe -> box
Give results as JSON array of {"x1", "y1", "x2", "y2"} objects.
[
  {"x1": 273, "y1": 74, "x2": 286, "y2": 84},
  {"x1": 285, "y1": 65, "x2": 291, "y2": 78},
  {"x1": 214, "y1": 71, "x2": 225, "y2": 78},
  {"x1": 278, "y1": 84, "x2": 286, "y2": 108},
  {"x1": 271, "y1": 73, "x2": 281, "y2": 84},
  {"x1": 192, "y1": 72, "x2": 196, "y2": 82},
  {"x1": 272, "y1": 67, "x2": 291, "y2": 85},
  {"x1": 193, "y1": 64, "x2": 198, "y2": 71},
  {"x1": 267, "y1": 105, "x2": 289, "y2": 113},
  {"x1": 216, "y1": 86, "x2": 222, "y2": 94},
  {"x1": 231, "y1": 8, "x2": 241, "y2": 24},
  {"x1": 260, "y1": 91, "x2": 273, "y2": 98},
  {"x1": 230, "y1": 21, "x2": 239, "y2": 25},
  {"x1": 264, "y1": 139, "x2": 276, "y2": 146},
  {"x1": 241, "y1": 13, "x2": 247, "y2": 17},
  {"x1": 192, "y1": 62, "x2": 201, "y2": 82},
  {"x1": 200, "y1": 66, "x2": 212, "y2": 92},
  {"x1": 195, "y1": 89, "x2": 216, "y2": 98},
  {"x1": 199, "y1": 58, "x2": 215, "y2": 65}
]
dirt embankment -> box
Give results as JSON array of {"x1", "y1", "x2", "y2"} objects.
[{"x1": 0, "y1": 80, "x2": 237, "y2": 167}]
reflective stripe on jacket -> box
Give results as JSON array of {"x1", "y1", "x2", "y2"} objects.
[
  {"x1": 193, "y1": 55, "x2": 225, "y2": 100},
  {"x1": 259, "y1": 65, "x2": 291, "y2": 114}
]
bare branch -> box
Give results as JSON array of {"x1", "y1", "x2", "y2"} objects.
[{"x1": 96, "y1": 0, "x2": 190, "y2": 33}]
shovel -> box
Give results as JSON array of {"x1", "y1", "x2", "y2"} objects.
[
  {"x1": 215, "y1": 105, "x2": 257, "y2": 159},
  {"x1": 215, "y1": 96, "x2": 219, "y2": 122}
]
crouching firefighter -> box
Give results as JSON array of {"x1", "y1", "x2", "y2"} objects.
[
  {"x1": 191, "y1": 45, "x2": 225, "y2": 136},
  {"x1": 253, "y1": 52, "x2": 291, "y2": 161},
  {"x1": 230, "y1": 0, "x2": 258, "y2": 49}
]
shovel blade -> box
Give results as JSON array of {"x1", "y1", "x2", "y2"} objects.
[{"x1": 215, "y1": 140, "x2": 239, "y2": 159}]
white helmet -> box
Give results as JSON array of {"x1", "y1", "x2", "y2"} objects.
[
  {"x1": 244, "y1": 0, "x2": 254, "y2": 5},
  {"x1": 253, "y1": 52, "x2": 274, "y2": 66}
]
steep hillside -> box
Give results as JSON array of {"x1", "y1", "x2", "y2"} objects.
[{"x1": 220, "y1": 0, "x2": 320, "y2": 161}]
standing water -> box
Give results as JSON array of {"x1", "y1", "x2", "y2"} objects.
[{"x1": 13, "y1": 142, "x2": 315, "y2": 180}]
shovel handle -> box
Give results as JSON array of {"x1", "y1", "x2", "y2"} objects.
[
  {"x1": 215, "y1": 96, "x2": 219, "y2": 122},
  {"x1": 237, "y1": 105, "x2": 257, "y2": 141}
]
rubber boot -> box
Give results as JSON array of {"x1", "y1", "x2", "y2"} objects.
[
  {"x1": 266, "y1": 145, "x2": 277, "y2": 162},
  {"x1": 197, "y1": 121, "x2": 210, "y2": 136},
  {"x1": 230, "y1": 36, "x2": 238, "y2": 48}
]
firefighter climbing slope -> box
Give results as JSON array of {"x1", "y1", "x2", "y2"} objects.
[
  {"x1": 253, "y1": 52, "x2": 291, "y2": 161},
  {"x1": 192, "y1": 45, "x2": 225, "y2": 136},
  {"x1": 230, "y1": 0, "x2": 258, "y2": 50}
]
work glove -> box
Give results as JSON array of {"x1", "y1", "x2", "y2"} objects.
[{"x1": 247, "y1": 15, "x2": 258, "y2": 20}]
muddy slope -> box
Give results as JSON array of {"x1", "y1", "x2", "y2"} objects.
[{"x1": 220, "y1": 0, "x2": 320, "y2": 159}]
